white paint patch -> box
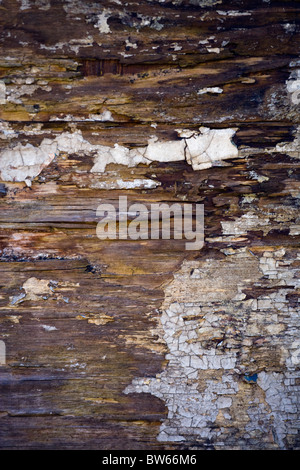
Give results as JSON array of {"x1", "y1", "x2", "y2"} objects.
[
  {"x1": 6, "y1": 80, "x2": 52, "y2": 105},
  {"x1": 91, "y1": 143, "x2": 147, "y2": 173},
  {"x1": 69, "y1": 36, "x2": 94, "y2": 54},
  {"x1": 221, "y1": 212, "x2": 271, "y2": 236},
  {"x1": 9, "y1": 277, "x2": 56, "y2": 306},
  {"x1": 197, "y1": 87, "x2": 223, "y2": 95},
  {"x1": 0, "y1": 81, "x2": 6, "y2": 104},
  {"x1": 18, "y1": 0, "x2": 31, "y2": 10},
  {"x1": 286, "y1": 68, "x2": 300, "y2": 105},
  {"x1": 179, "y1": 127, "x2": 238, "y2": 170},
  {"x1": 0, "y1": 127, "x2": 239, "y2": 183},
  {"x1": 88, "y1": 110, "x2": 114, "y2": 122},
  {"x1": 42, "y1": 325, "x2": 57, "y2": 332},
  {"x1": 257, "y1": 372, "x2": 289, "y2": 449},
  {"x1": 17, "y1": 0, "x2": 50, "y2": 12},
  {"x1": 144, "y1": 136, "x2": 186, "y2": 163},
  {"x1": 118, "y1": 52, "x2": 133, "y2": 58},
  {"x1": 190, "y1": 0, "x2": 222, "y2": 5},
  {"x1": 217, "y1": 10, "x2": 252, "y2": 16},
  {"x1": 91, "y1": 178, "x2": 160, "y2": 190},
  {"x1": 49, "y1": 112, "x2": 113, "y2": 122},
  {"x1": 94, "y1": 10, "x2": 112, "y2": 34},
  {"x1": 207, "y1": 47, "x2": 222, "y2": 54}
]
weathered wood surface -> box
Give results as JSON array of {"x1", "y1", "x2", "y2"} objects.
[{"x1": 0, "y1": 0, "x2": 299, "y2": 450}]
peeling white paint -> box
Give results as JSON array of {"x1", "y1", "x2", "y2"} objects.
[
  {"x1": 170, "y1": 43, "x2": 182, "y2": 51},
  {"x1": 91, "y1": 143, "x2": 147, "y2": 173},
  {"x1": 40, "y1": 42, "x2": 66, "y2": 53},
  {"x1": 0, "y1": 121, "x2": 18, "y2": 139},
  {"x1": 197, "y1": 87, "x2": 223, "y2": 95},
  {"x1": 124, "y1": 255, "x2": 258, "y2": 443},
  {"x1": 275, "y1": 126, "x2": 300, "y2": 159},
  {"x1": 221, "y1": 213, "x2": 270, "y2": 236},
  {"x1": 18, "y1": 0, "x2": 31, "y2": 10},
  {"x1": 6, "y1": 80, "x2": 52, "y2": 105},
  {"x1": 0, "y1": 81, "x2": 6, "y2": 104},
  {"x1": 189, "y1": 0, "x2": 222, "y2": 6},
  {"x1": 92, "y1": 127, "x2": 238, "y2": 172},
  {"x1": 42, "y1": 324, "x2": 57, "y2": 332},
  {"x1": 0, "y1": 127, "x2": 239, "y2": 183},
  {"x1": 125, "y1": 39, "x2": 138, "y2": 49},
  {"x1": 207, "y1": 47, "x2": 222, "y2": 54},
  {"x1": 89, "y1": 110, "x2": 114, "y2": 122},
  {"x1": 9, "y1": 277, "x2": 56, "y2": 306},
  {"x1": 286, "y1": 68, "x2": 300, "y2": 105},
  {"x1": 35, "y1": 0, "x2": 51, "y2": 10},
  {"x1": 94, "y1": 10, "x2": 112, "y2": 34},
  {"x1": 178, "y1": 127, "x2": 238, "y2": 170},
  {"x1": 17, "y1": 0, "x2": 50, "y2": 12},
  {"x1": 22, "y1": 277, "x2": 53, "y2": 301},
  {"x1": 248, "y1": 170, "x2": 269, "y2": 182},
  {"x1": 91, "y1": 178, "x2": 160, "y2": 190}
]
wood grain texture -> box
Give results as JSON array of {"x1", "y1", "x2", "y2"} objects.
[{"x1": 0, "y1": 0, "x2": 299, "y2": 450}]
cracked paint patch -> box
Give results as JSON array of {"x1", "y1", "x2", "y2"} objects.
[
  {"x1": 124, "y1": 247, "x2": 300, "y2": 448},
  {"x1": 0, "y1": 121, "x2": 18, "y2": 139}
]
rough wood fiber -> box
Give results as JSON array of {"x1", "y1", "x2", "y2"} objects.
[{"x1": 0, "y1": 0, "x2": 299, "y2": 450}]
